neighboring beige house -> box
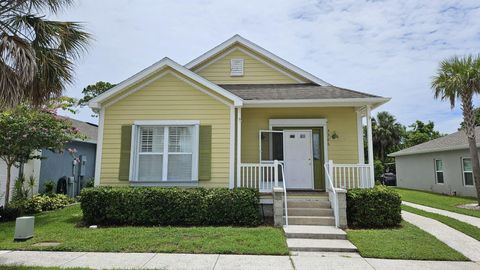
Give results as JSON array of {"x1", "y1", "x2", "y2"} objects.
[
  {"x1": 390, "y1": 128, "x2": 479, "y2": 198},
  {"x1": 89, "y1": 35, "x2": 389, "y2": 226}
]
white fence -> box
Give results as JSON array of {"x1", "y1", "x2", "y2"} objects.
[
  {"x1": 238, "y1": 161, "x2": 282, "y2": 193},
  {"x1": 329, "y1": 162, "x2": 374, "y2": 189}
]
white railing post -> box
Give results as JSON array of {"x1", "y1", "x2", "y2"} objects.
[
  {"x1": 328, "y1": 160, "x2": 334, "y2": 186},
  {"x1": 273, "y1": 160, "x2": 279, "y2": 187}
]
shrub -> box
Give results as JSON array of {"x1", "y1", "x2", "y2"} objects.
[
  {"x1": 44, "y1": 180, "x2": 56, "y2": 194},
  {"x1": 80, "y1": 187, "x2": 261, "y2": 227},
  {"x1": 9, "y1": 194, "x2": 75, "y2": 215},
  {"x1": 346, "y1": 185, "x2": 401, "y2": 228},
  {"x1": 374, "y1": 160, "x2": 384, "y2": 181},
  {"x1": 0, "y1": 205, "x2": 22, "y2": 222}
]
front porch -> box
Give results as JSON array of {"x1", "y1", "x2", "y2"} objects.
[{"x1": 234, "y1": 105, "x2": 377, "y2": 228}]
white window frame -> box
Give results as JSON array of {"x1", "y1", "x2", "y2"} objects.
[
  {"x1": 129, "y1": 120, "x2": 200, "y2": 182},
  {"x1": 230, "y1": 58, "x2": 244, "y2": 76},
  {"x1": 434, "y1": 159, "x2": 444, "y2": 184},
  {"x1": 461, "y1": 157, "x2": 474, "y2": 187}
]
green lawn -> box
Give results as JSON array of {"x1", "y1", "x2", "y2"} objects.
[
  {"x1": 402, "y1": 205, "x2": 480, "y2": 241},
  {"x1": 347, "y1": 221, "x2": 468, "y2": 261},
  {"x1": 0, "y1": 205, "x2": 288, "y2": 255},
  {"x1": 395, "y1": 188, "x2": 479, "y2": 218}
]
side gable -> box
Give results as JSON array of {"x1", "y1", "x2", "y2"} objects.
[
  {"x1": 193, "y1": 44, "x2": 307, "y2": 84},
  {"x1": 186, "y1": 35, "x2": 330, "y2": 86}
]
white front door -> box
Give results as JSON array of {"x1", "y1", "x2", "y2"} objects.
[{"x1": 284, "y1": 130, "x2": 314, "y2": 189}]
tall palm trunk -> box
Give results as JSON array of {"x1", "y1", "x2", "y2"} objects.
[{"x1": 461, "y1": 94, "x2": 480, "y2": 205}]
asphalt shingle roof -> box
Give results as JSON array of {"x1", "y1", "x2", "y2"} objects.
[
  {"x1": 68, "y1": 118, "x2": 98, "y2": 143},
  {"x1": 219, "y1": 83, "x2": 379, "y2": 100},
  {"x1": 389, "y1": 127, "x2": 480, "y2": 157}
]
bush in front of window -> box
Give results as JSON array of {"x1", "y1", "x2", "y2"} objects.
[
  {"x1": 80, "y1": 187, "x2": 261, "y2": 226},
  {"x1": 346, "y1": 185, "x2": 402, "y2": 228}
]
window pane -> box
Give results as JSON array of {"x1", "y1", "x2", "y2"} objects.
[
  {"x1": 167, "y1": 154, "x2": 192, "y2": 180},
  {"x1": 436, "y1": 172, "x2": 444, "y2": 183},
  {"x1": 169, "y1": 127, "x2": 192, "y2": 152},
  {"x1": 465, "y1": 172, "x2": 474, "y2": 186},
  {"x1": 138, "y1": 155, "x2": 163, "y2": 181},
  {"x1": 435, "y1": 160, "x2": 443, "y2": 171},
  {"x1": 140, "y1": 127, "x2": 164, "y2": 153},
  {"x1": 463, "y1": 159, "x2": 472, "y2": 172},
  {"x1": 313, "y1": 133, "x2": 320, "y2": 160}
]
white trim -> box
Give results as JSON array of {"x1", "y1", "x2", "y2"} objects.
[
  {"x1": 389, "y1": 145, "x2": 480, "y2": 157},
  {"x1": 130, "y1": 123, "x2": 200, "y2": 182},
  {"x1": 89, "y1": 57, "x2": 243, "y2": 108},
  {"x1": 133, "y1": 120, "x2": 200, "y2": 126},
  {"x1": 357, "y1": 110, "x2": 365, "y2": 164},
  {"x1": 461, "y1": 157, "x2": 475, "y2": 187},
  {"x1": 269, "y1": 119, "x2": 327, "y2": 127},
  {"x1": 434, "y1": 159, "x2": 445, "y2": 185},
  {"x1": 185, "y1": 35, "x2": 330, "y2": 86},
  {"x1": 93, "y1": 107, "x2": 105, "y2": 186},
  {"x1": 194, "y1": 46, "x2": 305, "y2": 83},
  {"x1": 243, "y1": 97, "x2": 390, "y2": 108},
  {"x1": 268, "y1": 118, "x2": 329, "y2": 188},
  {"x1": 229, "y1": 107, "x2": 235, "y2": 189},
  {"x1": 366, "y1": 105, "x2": 375, "y2": 182},
  {"x1": 236, "y1": 108, "x2": 242, "y2": 187}
]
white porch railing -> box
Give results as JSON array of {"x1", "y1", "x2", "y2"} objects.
[
  {"x1": 324, "y1": 161, "x2": 339, "y2": 227},
  {"x1": 239, "y1": 160, "x2": 283, "y2": 192},
  {"x1": 330, "y1": 162, "x2": 374, "y2": 189}
]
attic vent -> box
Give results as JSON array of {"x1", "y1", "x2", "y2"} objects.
[{"x1": 230, "y1": 59, "x2": 244, "y2": 76}]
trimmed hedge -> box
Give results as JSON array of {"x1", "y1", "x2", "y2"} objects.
[
  {"x1": 347, "y1": 185, "x2": 402, "y2": 228},
  {"x1": 80, "y1": 187, "x2": 261, "y2": 226}
]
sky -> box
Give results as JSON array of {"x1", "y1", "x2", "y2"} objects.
[{"x1": 54, "y1": 0, "x2": 480, "y2": 133}]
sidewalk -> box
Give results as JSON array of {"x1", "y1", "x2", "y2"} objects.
[
  {"x1": 403, "y1": 201, "x2": 480, "y2": 228},
  {"x1": 1, "y1": 250, "x2": 479, "y2": 270},
  {"x1": 402, "y1": 211, "x2": 480, "y2": 262}
]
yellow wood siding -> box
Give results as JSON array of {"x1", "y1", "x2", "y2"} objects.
[
  {"x1": 241, "y1": 107, "x2": 359, "y2": 164},
  {"x1": 100, "y1": 71, "x2": 231, "y2": 187},
  {"x1": 194, "y1": 45, "x2": 308, "y2": 84}
]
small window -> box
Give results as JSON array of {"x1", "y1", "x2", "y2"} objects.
[
  {"x1": 435, "y1": 159, "x2": 444, "y2": 184},
  {"x1": 230, "y1": 59, "x2": 244, "y2": 76},
  {"x1": 462, "y1": 158, "x2": 474, "y2": 186}
]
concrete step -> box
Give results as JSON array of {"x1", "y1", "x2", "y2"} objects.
[
  {"x1": 283, "y1": 225, "x2": 346, "y2": 240},
  {"x1": 287, "y1": 208, "x2": 333, "y2": 217},
  {"x1": 286, "y1": 238, "x2": 357, "y2": 252},
  {"x1": 287, "y1": 200, "x2": 331, "y2": 208},
  {"x1": 285, "y1": 216, "x2": 336, "y2": 226}
]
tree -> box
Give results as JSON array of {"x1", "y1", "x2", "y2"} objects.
[
  {"x1": 432, "y1": 55, "x2": 480, "y2": 204},
  {"x1": 459, "y1": 107, "x2": 480, "y2": 130},
  {"x1": 0, "y1": 0, "x2": 91, "y2": 108},
  {"x1": 371, "y1": 111, "x2": 405, "y2": 163},
  {"x1": 0, "y1": 105, "x2": 81, "y2": 204},
  {"x1": 78, "y1": 81, "x2": 115, "y2": 116},
  {"x1": 404, "y1": 120, "x2": 443, "y2": 148}
]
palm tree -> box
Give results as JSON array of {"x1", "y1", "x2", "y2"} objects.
[
  {"x1": 0, "y1": 0, "x2": 90, "y2": 107},
  {"x1": 432, "y1": 55, "x2": 480, "y2": 204},
  {"x1": 371, "y1": 111, "x2": 404, "y2": 163}
]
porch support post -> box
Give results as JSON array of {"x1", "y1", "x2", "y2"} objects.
[
  {"x1": 236, "y1": 107, "x2": 242, "y2": 187},
  {"x1": 366, "y1": 105, "x2": 374, "y2": 187},
  {"x1": 356, "y1": 109, "x2": 365, "y2": 164}
]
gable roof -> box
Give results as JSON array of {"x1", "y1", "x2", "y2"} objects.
[
  {"x1": 69, "y1": 118, "x2": 98, "y2": 143},
  {"x1": 389, "y1": 127, "x2": 480, "y2": 157},
  {"x1": 185, "y1": 35, "x2": 330, "y2": 86},
  {"x1": 88, "y1": 57, "x2": 243, "y2": 108}
]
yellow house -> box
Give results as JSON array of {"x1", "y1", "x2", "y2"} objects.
[{"x1": 89, "y1": 35, "x2": 389, "y2": 195}]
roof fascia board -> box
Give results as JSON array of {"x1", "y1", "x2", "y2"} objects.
[
  {"x1": 89, "y1": 57, "x2": 243, "y2": 108},
  {"x1": 185, "y1": 35, "x2": 330, "y2": 86},
  {"x1": 388, "y1": 144, "x2": 480, "y2": 157}
]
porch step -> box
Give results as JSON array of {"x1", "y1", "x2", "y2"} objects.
[
  {"x1": 285, "y1": 216, "x2": 335, "y2": 226},
  {"x1": 286, "y1": 238, "x2": 357, "y2": 252},
  {"x1": 287, "y1": 208, "x2": 333, "y2": 217},
  {"x1": 283, "y1": 225, "x2": 346, "y2": 239},
  {"x1": 287, "y1": 200, "x2": 330, "y2": 208}
]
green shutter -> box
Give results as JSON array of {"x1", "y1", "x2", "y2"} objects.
[
  {"x1": 199, "y1": 125, "x2": 212, "y2": 180},
  {"x1": 118, "y1": 125, "x2": 132, "y2": 181}
]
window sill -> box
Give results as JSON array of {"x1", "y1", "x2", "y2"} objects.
[{"x1": 129, "y1": 180, "x2": 199, "y2": 187}]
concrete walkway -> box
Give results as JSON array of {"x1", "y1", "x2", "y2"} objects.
[
  {"x1": 403, "y1": 201, "x2": 480, "y2": 228},
  {"x1": 1, "y1": 250, "x2": 479, "y2": 270},
  {"x1": 402, "y1": 211, "x2": 480, "y2": 262}
]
